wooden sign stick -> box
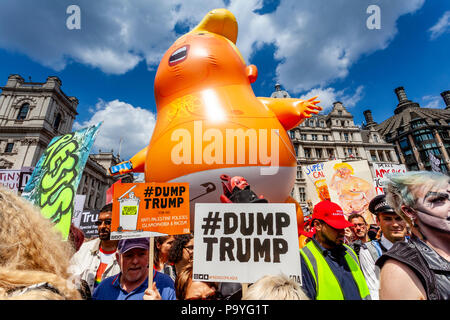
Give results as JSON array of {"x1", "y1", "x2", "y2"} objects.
[
  {"x1": 241, "y1": 283, "x2": 248, "y2": 298},
  {"x1": 149, "y1": 236, "x2": 155, "y2": 288}
]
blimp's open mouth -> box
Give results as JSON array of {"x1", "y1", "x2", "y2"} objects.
[{"x1": 169, "y1": 45, "x2": 189, "y2": 66}]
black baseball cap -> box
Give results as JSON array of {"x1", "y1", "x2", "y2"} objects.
[{"x1": 368, "y1": 194, "x2": 395, "y2": 215}]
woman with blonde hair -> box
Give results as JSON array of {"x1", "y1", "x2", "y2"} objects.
[
  {"x1": 0, "y1": 186, "x2": 81, "y2": 299},
  {"x1": 377, "y1": 171, "x2": 450, "y2": 300},
  {"x1": 242, "y1": 274, "x2": 309, "y2": 300}
]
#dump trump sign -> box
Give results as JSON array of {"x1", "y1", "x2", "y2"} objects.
[{"x1": 193, "y1": 203, "x2": 301, "y2": 284}]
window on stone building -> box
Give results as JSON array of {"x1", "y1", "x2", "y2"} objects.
[
  {"x1": 338, "y1": 110, "x2": 342, "y2": 116},
  {"x1": 370, "y1": 151, "x2": 377, "y2": 162},
  {"x1": 323, "y1": 135, "x2": 328, "y2": 141},
  {"x1": 344, "y1": 133, "x2": 349, "y2": 142},
  {"x1": 294, "y1": 144, "x2": 299, "y2": 157},
  {"x1": 373, "y1": 135, "x2": 378, "y2": 143},
  {"x1": 297, "y1": 166, "x2": 303, "y2": 179},
  {"x1": 327, "y1": 149, "x2": 335, "y2": 159},
  {"x1": 53, "y1": 113, "x2": 62, "y2": 130},
  {"x1": 316, "y1": 149, "x2": 322, "y2": 158},
  {"x1": 304, "y1": 148, "x2": 311, "y2": 158},
  {"x1": 5, "y1": 143, "x2": 14, "y2": 153},
  {"x1": 301, "y1": 134, "x2": 307, "y2": 141},
  {"x1": 312, "y1": 134, "x2": 318, "y2": 141},
  {"x1": 17, "y1": 103, "x2": 29, "y2": 120},
  {"x1": 385, "y1": 151, "x2": 391, "y2": 162},
  {"x1": 309, "y1": 119, "x2": 314, "y2": 127},
  {"x1": 399, "y1": 137, "x2": 409, "y2": 150},
  {"x1": 299, "y1": 187, "x2": 306, "y2": 202},
  {"x1": 320, "y1": 121, "x2": 325, "y2": 128}
]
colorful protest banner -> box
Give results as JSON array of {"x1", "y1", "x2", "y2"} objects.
[
  {"x1": 373, "y1": 163, "x2": 407, "y2": 195},
  {"x1": 323, "y1": 160, "x2": 377, "y2": 225},
  {"x1": 110, "y1": 182, "x2": 190, "y2": 240},
  {"x1": 79, "y1": 209, "x2": 99, "y2": 239},
  {"x1": 22, "y1": 123, "x2": 101, "y2": 239},
  {"x1": 0, "y1": 169, "x2": 21, "y2": 193},
  {"x1": 303, "y1": 160, "x2": 340, "y2": 206},
  {"x1": 193, "y1": 203, "x2": 301, "y2": 285}
]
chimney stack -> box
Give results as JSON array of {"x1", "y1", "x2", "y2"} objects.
[
  {"x1": 441, "y1": 90, "x2": 450, "y2": 109},
  {"x1": 363, "y1": 109, "x2": 376, "y2": 127},
  {"x1": 394, "y1": 86, "x2": 408, "y2": 103}
]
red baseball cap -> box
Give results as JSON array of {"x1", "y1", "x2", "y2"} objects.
[{"x1": 312, "y1": 200, "x2": 354, "y2": 230}]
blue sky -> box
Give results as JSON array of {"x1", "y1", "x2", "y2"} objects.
[{"x1": 0, "y1": 0, "x2": 448, "y2": 159}]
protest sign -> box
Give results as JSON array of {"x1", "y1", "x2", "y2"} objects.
[
  {"x1": 18, "y1": 166, "x2": 34, "y2": 193},
  {"x1": 79, "y1": 210, "x2": 99, "y2": 239},
  {"x1": 0, "y1": 169, "x2": 20, "y2": 193},
  {"x1": 324, "y1": 160, "x2": 377, "y2": 225},
  {"x1": 193, "y1": 203, "x2": 301, "y2": 285},
  {"x1": 303, "y1": 160, "x2": 340, "y2": 206},
  {"x1": 22, "y1": 123, "x2": 101, "y2": 239},
  {"x1": 71, "y1": 194, "x2": 87, "y2": 228},
  {"x1": 373, "y1": 163, "x2": 407, "y2": 195},
  {"x1": 110, "y1": 182, "x2": 190, "y2": 240},
  {"x1": 428, "y1": 151, "x2": 441, "y2": 172}
]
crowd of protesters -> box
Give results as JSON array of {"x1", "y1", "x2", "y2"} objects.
[{"x1": 0, "y1": 170, "x2": 448, "y2": 300}]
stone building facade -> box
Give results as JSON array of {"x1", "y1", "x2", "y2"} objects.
[
  {"x1": 269, "y1": 84, "x2": 399, "y2": 208},
  {"x1": 370, "y1": 87, "x2": 450, "y2": 173},
  {"x1": 0, "y1": 74, "x2": 125, "y2": 211}
]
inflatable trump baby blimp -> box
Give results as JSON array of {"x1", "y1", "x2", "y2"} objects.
[{"x1": 110, "y1": 8, "x2": 322, "y2": 228}]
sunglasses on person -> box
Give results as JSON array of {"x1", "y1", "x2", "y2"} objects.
[
  {"x1": 184, "y1": 245, "x2": 194, "y2": 253},
  {"x1": 94, "y1": 219, "x2": 112, "y2": 226}
]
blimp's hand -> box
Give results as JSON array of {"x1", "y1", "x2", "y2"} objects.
[
  {"x1": 257, "y1": 96, "x2": 323, "y2": 130},
  {"x1": 296, "y1": 96, "x2": 322, "y2": 119},
  {"x1": 109, "y1": 161, "x2": 133, "y2": 176}
]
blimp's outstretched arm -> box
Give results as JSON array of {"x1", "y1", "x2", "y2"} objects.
[
  {"x1": 109, "y1": 146, "x2": 147, "y2": 175},
  {"x1": 257, "y1": 96, "x2": 322, "y2": 131}
]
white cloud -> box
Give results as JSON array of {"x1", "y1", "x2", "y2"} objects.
[
  {"x1": 73, "y1": 99, "x2": 156, "y2": 160},
  {"x1": 299, "y1": 85, "x2": 365, "y2": 112},
  {"x1": 422, "y1": 95, "x2": 443, "y2": 108},
  {"x1": 0, "y1": 0, "x2": 425, "y2": 90},
  {"x1": 428, "y1": 11, "x2": 450, "y2": 40}
]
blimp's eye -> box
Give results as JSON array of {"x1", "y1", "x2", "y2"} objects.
[{"x1": 169, "y1": 45, "x2": 189, "y2": 66}]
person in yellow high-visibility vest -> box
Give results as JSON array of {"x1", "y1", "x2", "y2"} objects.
[{"x1": 299, "y1": 200, "x2": 371, "y2": 300}]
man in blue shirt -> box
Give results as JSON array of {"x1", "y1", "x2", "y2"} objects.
[{"x1": 93, "y1": 238, "x2": 176, "y2": 300}]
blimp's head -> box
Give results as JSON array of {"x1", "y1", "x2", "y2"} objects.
[{"x1": 154, "y1": 8, "x2": 258, "y2": 109}]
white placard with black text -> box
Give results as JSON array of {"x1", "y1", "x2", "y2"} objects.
[{"x1": 193, "y1": 203, "x2": 301, "y2": 285}]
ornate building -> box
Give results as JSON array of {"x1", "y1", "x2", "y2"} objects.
[
  {"x1": 369, "y1": 87, "x2": 450, "y2": 173},
  {"x1": 0, "y1": 74, "x2": 126, "y2": 211},
  {"x1": 269, "y1": 84, "x2": 399, "y2": 208}
]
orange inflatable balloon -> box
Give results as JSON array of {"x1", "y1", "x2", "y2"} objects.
[{"x1": 110, "y1": 9, "x2": 322, "y2": 228}]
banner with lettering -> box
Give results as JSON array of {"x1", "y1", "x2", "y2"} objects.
[
  {"x1": 0, "y1": 170, "x2": 20, "y2": 193},
  {"x1": 22, "y1": 123, "x2": 101, "y2": 239},
  {"x1": 193, "y1": 203, "x2": 301, "y2": 285},
  {"x1": 78, "y1": 210, "x2": 100, "y2": 239},
  {"x1": 373, "y1": 163, "x2": 407, "y2": 195},
  {"x1": 303, "y1": 160, "x2": 341, "y2": 206},
  {"x1": 110, "y1": 182, "x2": 190, "y2": 240},
  {"x1": 323, "y1": 160, "x2": 377, "y2": 225}
]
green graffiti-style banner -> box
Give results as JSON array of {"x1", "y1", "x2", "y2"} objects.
[{"x1": 22, "y1": 123, "x2": 102, "y2": 239}]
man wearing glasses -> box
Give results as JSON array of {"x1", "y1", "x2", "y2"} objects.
[{"x1": 70, "y1": 203, "x2": 120, "y2": 297}]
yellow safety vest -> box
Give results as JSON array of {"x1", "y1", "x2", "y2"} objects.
[{"x1": 300, "y1": 240, "x2": 371, "y2": 300}]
